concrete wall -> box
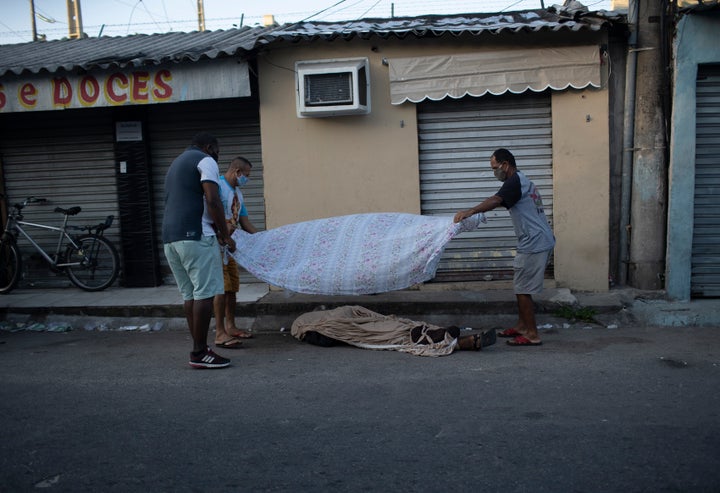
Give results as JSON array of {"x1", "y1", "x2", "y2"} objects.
[
  {"x1": 552, "y1": 89, "x2": 610, "y2": 291},
  {"x1": 257, "y1": 35, "x2": 611, "y2": 291},
  {"x1": 258, "y1": 43, "x2": 421, "y2": 227},
  {"x1": 666, "y1": 13, "x2": 720, "y2": 300}
]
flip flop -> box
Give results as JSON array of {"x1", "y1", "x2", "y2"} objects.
[
  {"x1": 229, "y1": 330, "x2": 253, "y2": 339},
  {"x1": 472, "y1": 329, "x2": 497, "y2": 350},
  {"x1": 215, "y1": 338, "x2": 244, "y2": 349},
  {"x1": 506, "y1": 335, "x2": 542, "y2": 346},
  {"x1": 497, "y1": 328, "x2": 523, "y2": 338}
]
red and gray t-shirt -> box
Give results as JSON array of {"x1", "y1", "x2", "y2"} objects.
[{"x1": 495, "y1": 170, "x2": 555, "y2": 254}]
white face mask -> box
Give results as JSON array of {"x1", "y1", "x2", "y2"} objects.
[
  {"x1": 493, "y1": 166, "x2": 507, "y2": 182},
  {"x1": 237, "y1": 174, "x2": 249, "y2": 187}
]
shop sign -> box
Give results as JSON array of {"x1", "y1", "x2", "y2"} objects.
[{"x1": 0, "y1": 58, "x2": 250, "y2": 113}]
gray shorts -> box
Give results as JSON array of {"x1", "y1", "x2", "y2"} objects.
[{"x1": 513, "y1": 250, "x2": 552, "y2": 295}]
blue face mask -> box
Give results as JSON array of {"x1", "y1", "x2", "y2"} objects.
[{"x1": 237, "y1": 175, "x2": 249, "y2": 187}]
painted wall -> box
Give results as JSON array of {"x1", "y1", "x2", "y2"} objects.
[
  {"x1": 258, "y1": 43, "x2": 421, "y2": 227},
  {"x1": 552, "y1": 89, "x2": 610, "y2": 291},
  {"x1": 258, "y1": 35, "x2": 611, "y2": 291},
  {"x1": 666, "y1": 13, "x2": 720, "y2": 300}
]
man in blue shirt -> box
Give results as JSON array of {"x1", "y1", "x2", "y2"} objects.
[{"x1": 214, "y1": 157, "x2": 258, "y2": 348}]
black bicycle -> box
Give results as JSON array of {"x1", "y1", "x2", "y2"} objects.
[{"x1": 0, "y1": 196, "x2": 120, "y2": 294}]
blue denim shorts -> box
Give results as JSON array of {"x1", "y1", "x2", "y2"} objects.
[{"x1": 164, "y1": 236, "x2": 224, "y2": 300}]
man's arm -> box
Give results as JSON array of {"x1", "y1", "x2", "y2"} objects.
[
  {"x1": 203, "y1": 181, "x2": 236, "y2": 251},
  {"x1": 238, "y1": 215, "x2": 258, "y2": 234},
  {"x1": 453, "y1": 195, "x2": 503, "y2": 223}
]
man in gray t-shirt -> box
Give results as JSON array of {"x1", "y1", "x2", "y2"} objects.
[{"x1": 454, "y1": 148, "x2": 555, "y2": 347}]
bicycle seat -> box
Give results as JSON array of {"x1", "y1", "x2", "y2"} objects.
[{"x1": 55, "y1": 206, "x2": 81, "y2": 216}]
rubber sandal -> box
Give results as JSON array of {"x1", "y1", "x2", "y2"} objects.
[
  {"x1": 498, "y1": 328, "x2": 523, "y2": 338},
  {"x1": 506, "y1": 335, "x2": 542, "y2": 346},
  {"x1": 229, "y1": 330, "x2": 253, "y2": 339},
  {"x1": 215, "y1": 338, "x2": 244, "y2": 349},
  {"x1": 472, "y1": 329, "x2": 497, "y2": 350}
]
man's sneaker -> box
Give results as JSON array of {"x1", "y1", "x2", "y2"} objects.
[{"x1": 189, "y1": 347, "x2": 230, "y2": 369}]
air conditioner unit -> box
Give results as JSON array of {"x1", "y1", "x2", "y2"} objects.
[{"x1": 295, "y1": 58, "x2": 370, "y2": 118}]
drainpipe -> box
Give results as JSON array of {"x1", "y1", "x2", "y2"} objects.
[{"x1": 618, "y1": 0, "x2": 638, "y2": 286}]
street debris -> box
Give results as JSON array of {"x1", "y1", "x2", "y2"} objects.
[
  {"x1": 0, "y1": 321, "x2": 72, "y2": 333},
  {"x1": 1, "y1": 319, "x2": 167, "y2": 333}
]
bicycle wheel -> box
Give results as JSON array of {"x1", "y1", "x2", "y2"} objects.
[
  {"x1": 65, "y1": 235, "x2": 120, "y2": 291},
  {"x1": 0, "y1": 236, "x2": 22, "y2": 294}
]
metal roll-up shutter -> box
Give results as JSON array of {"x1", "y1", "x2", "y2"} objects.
[
  {"x1": 692, "y1": 65, "x2": 720, "y2": 298},
  {"x1": 147, "y1": 98, "x2": 265, "y2": 284},
  {"x1": 0, "y1": 108, "x2": 120, "y2": 288},
  {"x1": 417, "y1": 92, "x2": 553, "y2": 281}
]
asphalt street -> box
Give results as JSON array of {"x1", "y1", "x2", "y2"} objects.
[{"x1": 1, "y1": 323, "x2": 719, "y2": 492}]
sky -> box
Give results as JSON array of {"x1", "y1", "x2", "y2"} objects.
[{"x1": 1, "y1": 0, "x2": 613, "y2": 44}]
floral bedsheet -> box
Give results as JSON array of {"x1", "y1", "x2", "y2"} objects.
[{"x1": 229, "y1": 212, "x2": 486, "y2": 295}]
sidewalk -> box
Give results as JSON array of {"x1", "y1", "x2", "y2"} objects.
[{"x1": 1, "y1": 281, "x2": 718, "y2": 330}]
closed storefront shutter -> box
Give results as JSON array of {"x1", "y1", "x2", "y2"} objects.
[
  {"x1": 147, "y1": 98, "x2": 265, "y2": 284},
  {"x1": 692, "y1": 66, "x2": 720, "y2": 298},
  {"x1": 417, "y1": 92, "x2": 553, "y2": 281},
  {"x1": 0, "y1": 97, "x2": 264, "y2": 289},
  {"x1": 0, "y1": 108, "x2": 120, "y2": 288}
]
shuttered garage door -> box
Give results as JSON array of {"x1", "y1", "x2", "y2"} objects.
[
  {"x1": 692, "y1": 66, "x2": 720, "y2": 298},
  {"x1": 0, "y1": 108, "x2": 120, "y2": 288},
  {"x1": 0, "y1": 99, "x2": 264, "y2": 289},
  {"x1": 146, "y1": 98, "x2": 266, "y2": 284},
  {"x1": 417, "y1": 92, "x2": 553, "y2": 281}
]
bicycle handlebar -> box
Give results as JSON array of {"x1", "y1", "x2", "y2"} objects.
[{"x1": 12, "y1": 197, "x2": 47, "y2": 210}]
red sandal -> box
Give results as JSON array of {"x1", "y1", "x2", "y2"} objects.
[
  {"x1": 497, "y1": 328, "x2": 523, "y2": 338},
  {"x1": 506, "y1": 335, "x2": 542, "y2": 346}
]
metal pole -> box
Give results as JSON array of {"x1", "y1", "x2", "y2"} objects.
[
  {"x1": 66, "y1": 0, "x2": 83, "y2": 39},
  {"x1": 30, "y1": 0, "x2": 38, "y2": 41},
  {"x1": 197, "y1": 0, "x2": 206, "y2": 32}
]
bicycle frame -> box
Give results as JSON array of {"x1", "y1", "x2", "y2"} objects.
[
  {"x1": 1, "y1": 196, "x2": 119, "y2": 294},
  {"x1": 10, "y1": 217, "x2": 85, "y2": 269}
]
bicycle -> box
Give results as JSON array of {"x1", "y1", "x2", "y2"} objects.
[{"x1": 0, "y1": 196, "x2": 120, "y2": 294}]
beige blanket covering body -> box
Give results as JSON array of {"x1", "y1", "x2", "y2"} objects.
[{"x1": 291, "y1": 305, "x2": 458, "y2": 357}]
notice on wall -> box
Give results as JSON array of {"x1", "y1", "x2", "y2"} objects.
[{"x1": 116, "y1": 121, "x2": 143, "y2": 142}]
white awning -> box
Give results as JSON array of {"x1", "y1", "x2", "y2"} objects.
[{"x1": 388, "y1": 45, "x2": 601, "y2": 104}]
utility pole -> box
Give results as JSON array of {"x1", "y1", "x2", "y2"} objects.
[
  {"x1": 30, "y1": 0, "x2": 38, "y2": 41},
  {"x1": 66, "y1": 0, "x2": 83, "y2": 39},
  {"x1": 197, "y1": 0, "x2": 206, "y2": 32},
  {"x1": 628, "y1": 0, "x2": 668, "y2": 289}
]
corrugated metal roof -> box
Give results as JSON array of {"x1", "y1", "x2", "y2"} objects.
[
  {"x1": 261, "y1": 9, "x2": 622, "y2": 40},
  {"x1": 0, "y1": 27, "x2": 267, "y2": 76},
  {"x1": 0, "y1": 8, "x2": 624, "y2": 77}
]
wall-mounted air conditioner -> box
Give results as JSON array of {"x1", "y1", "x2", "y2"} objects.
[{"x1": 295, "y1": 58, "x2": 370, "y2": 118}]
